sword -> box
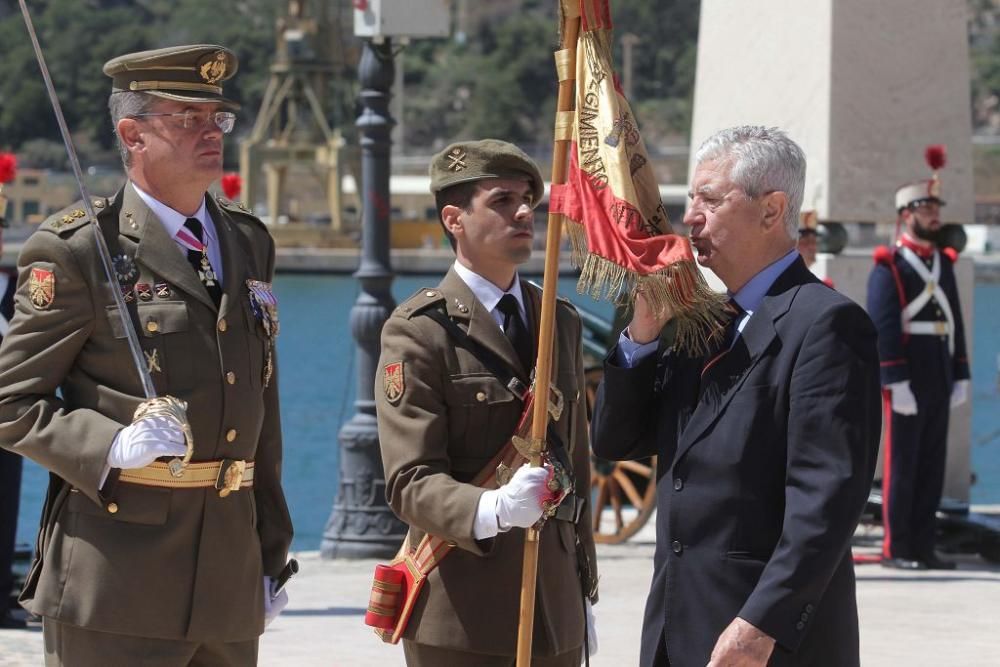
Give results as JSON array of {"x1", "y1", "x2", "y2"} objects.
[{"x1": 18, "y1": 0, "x2": 194, "y2": 476}]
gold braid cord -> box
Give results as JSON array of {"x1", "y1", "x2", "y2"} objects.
[{"x1": 133, "y1": 396, "x2": 194, "y2": 477}]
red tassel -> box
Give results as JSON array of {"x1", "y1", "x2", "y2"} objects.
[
  {"x1": 0, "y1": 153, "x2": 17, "y2": 184},
  {"x1": 924, "y1": 144, "x2": 946, "y2": 171},
  {"x1": 221, "y1": 172, "x2": 242, "y2": 199}
]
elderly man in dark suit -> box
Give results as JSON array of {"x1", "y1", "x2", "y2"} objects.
[{"x1": 592, "y1": 125, "x2": 881, "y2": 667}]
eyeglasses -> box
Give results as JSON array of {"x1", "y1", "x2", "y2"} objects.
[{"x1": 131, "y1": 110, "x2": 236, "y2": 134}]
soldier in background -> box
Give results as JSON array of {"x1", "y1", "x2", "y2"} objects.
[
  {"x1": 866, "y1": 170, "x2": 970, "y2": 570},
  {"x1": 0, "y1": 45, "x2": 292, "y2": 664}
]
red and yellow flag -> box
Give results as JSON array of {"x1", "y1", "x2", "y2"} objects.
[{"x1": 549, "y1": 0, "x2": 725, "y2": 351}]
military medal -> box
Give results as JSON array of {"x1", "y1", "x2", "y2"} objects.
[
  {"x1": 136, "y1": 283, "x2": 153, "y2": 301},
  {"x1": 176, "y1": 225, "x2": 217, "y2": 288},
  {"x1": 154, "y1": 282, "x2": 171, "y2": 299},
  {"x1": 121, "y1": 284, "x2": 135, "y2": 304},
  {"x1": 112, "y1": 254, "x2": 137, "y2": 284},
  {"x1": 246, "y1": 279, "x2": 279, "y2": 386}
]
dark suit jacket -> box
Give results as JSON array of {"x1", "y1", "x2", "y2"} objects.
[{"x1": 592, "y1": 258, "x2": 880, "y2": 667}]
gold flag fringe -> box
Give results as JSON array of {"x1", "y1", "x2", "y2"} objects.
[{"x1": 564, "y1": 218, "x2": 730, "y2": 356}]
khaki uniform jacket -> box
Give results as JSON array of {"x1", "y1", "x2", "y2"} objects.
[
  {"x1": 0, "y1": 182, "x2": 292, "y2": 642},
  {"x1": 376, "y1": 267, "x2": 598, "y2": 657}
]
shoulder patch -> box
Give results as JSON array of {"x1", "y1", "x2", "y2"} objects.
[
  {"x1": 28, "y1": 266, "x2": 55, "y2": 309},
  {"x1": 383, "y1": 361, "x2": 405, "y2": 404},
  {"x1": 942, "y1": 247, "x2": 958, "y2": 263},
  {"x1": 393, "y1": 288, "x2": 446, "y2": 319},
  {"x1": 873, "y1": 245, "x2": 894, "y2": 265}
]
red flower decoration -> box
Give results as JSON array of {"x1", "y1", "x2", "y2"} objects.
[
  {"x1": 221, "y1": 172, "x2": 242, "y2": 199},
  {"x1": 924, "y1": 144, "x2": 947, "y2": 171},
  {"x1": 0, "y1": 153, "x2": 17, "y2": 184}
]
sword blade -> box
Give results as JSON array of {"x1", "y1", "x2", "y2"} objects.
[{"x1": 18, "y1": 0, "x2": 156, "y2": 399}]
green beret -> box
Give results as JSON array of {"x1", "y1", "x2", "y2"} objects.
[
  {"x1": 103, "y1": 44, "x2": 239, "y2": 109},
  {"x1": 429, "y1": 139, "x2": 544, "y2": 207}
]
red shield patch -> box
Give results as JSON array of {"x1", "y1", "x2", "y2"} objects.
[
  {"x1": 29, "y1": 267, "x2": 55, "y2": 310},
  {"x1": 383, "y1": 361, "x2": 404, "y2": 405}
]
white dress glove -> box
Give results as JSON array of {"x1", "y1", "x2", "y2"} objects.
[
  {"x1": 473, "y1": 464, "x2": 548, "y2": 539},
  {"x1": 106, "y1": 415, "x2": 186, "y2": 469},
  {"x1": 263, "y1": 575, "x2": 289, "y2": 628},
  {"x1": 950, "y1": 379, "x2": 970, "y2": 408},
  {"x1": 584, "y1": 598, "x2": 598, "y2": 659},
  {"x1": 888, "y1": 381, "x2": 918, "y2": 416}
]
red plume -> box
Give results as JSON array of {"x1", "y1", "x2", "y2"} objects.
[
  {"x1": 924, "y1": 144, "x2": 946, "y2": 171},
  {"x1": 0, "y1": 153, "x2": 17, "y2": 184},
  {"x1": 221, "y1": 172, "x2": 242, "y2": 199}
]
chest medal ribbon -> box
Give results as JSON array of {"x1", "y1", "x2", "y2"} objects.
[{"x1": 247, "y1": 279, "x2": 279, "y2": 387}]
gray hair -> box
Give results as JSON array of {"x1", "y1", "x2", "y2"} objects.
[
  {"x1": 694, "y1": 125, "x2": 805, "y2": 237},
  {"x1": 108, "y1": 92, "x2": 158, "y2": 168}
]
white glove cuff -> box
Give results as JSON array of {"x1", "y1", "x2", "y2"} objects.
[{"x1": 472, "y1": 489, "x2": 501, "y2": 540}]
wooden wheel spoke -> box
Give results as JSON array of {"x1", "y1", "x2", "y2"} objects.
[
  {"x1": 619, "y1": 459, "x2": 654, "y2": 478},
  {"x1": 607, "y1": 478, "x2": 624, "y2": 532},
  {"x1": 613, "y1": 469, "x2": 644, "y2": 508},
  {"x1": 592, "y1": 477, "x2": 609, "y2": 532}
]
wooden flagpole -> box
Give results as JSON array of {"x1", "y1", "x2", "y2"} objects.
[{"x1": 515, "y1": 2, "x2": 581, "y2": 664}]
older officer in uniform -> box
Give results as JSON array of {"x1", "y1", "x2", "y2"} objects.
[
  {"x1": 375, "y1": 140, "x2": 598, "y2": 666},
  {"x1": 867, "y1": 175, "x2": 970, "y2": 570},
  {"x1": 0, "y1": 45, "x2": 292, "y2": 665}
]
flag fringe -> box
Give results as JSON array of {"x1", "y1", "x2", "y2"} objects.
[{"x1": 564, "y1": 219, "x2": 729, "y2": 356}]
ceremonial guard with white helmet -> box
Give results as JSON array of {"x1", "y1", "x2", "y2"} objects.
[{"x1": 866, "y1": 146, "x2": 971, "y2": 570}]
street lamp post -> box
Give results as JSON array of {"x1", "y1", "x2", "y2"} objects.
[{"x1": 321, "y1": 37, "x2": 407, "y2": 559}]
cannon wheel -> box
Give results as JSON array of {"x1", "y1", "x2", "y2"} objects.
[{"x1": 584, "y1": 366, "x2": 657, "y2": 544}]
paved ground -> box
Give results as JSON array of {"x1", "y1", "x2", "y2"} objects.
[{"x1": 2, "y1": 522, "x2": 999, "y2": 666}]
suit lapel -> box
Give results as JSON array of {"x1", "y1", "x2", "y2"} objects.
[
  {"x1": 121, "y1": 183, "x2": 215, "y2": 311},
  {"x1": 440, "y1": 267, "x2": 527, "y2": 379},
  {"x1": 676, "y1": 257, "x2": 812, "y2": 461},
  {"x1": 206, "y1": 197, "x2": 248, "y2": 319}
]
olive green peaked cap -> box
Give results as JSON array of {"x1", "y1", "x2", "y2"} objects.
[
  {"x1": 429, "y1": 139, "x2": 545, "y2": 207},
  {"x1": 103, "y1": 44, "x2": 239, "y2": 109}
]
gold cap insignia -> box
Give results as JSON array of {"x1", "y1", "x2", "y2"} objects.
[
  {"x1": 447, "y1": 148, "x2": 467, "y2": 172},
  {"x1": 200, "y1": 51, "x2": 228, "y2": 84},
  {"x1": 383, "y1": 361, "x2": 405, "y2": 405},
  {"x1": 29, "y1": 267, "x2": 55, "y2": 310}
]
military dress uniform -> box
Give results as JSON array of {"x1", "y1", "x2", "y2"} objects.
[
  {"x1": 867, "y1": 185, "x2": 970, "y2": 565},
  {"x1": 0, "y1": 44, "x2": 291, "y2": 664},
  {"x1": 376, "y1": 267, "x2": 597, "y2": 665}
]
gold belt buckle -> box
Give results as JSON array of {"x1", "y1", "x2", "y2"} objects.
[
  {"x1": 935, "y1": 321, "x2": 947, "y2": 335},
  {"x1": 216, "y1": 459, "x2": 246, "y2": 498}
]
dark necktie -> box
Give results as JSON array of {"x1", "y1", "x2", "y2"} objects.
[
  {"x1": 702, "y1": 298, "x2": 744, "y2": 376},
  {"x1": 183, "y1": 218, "x2": 222, "y2": 307},
  {"x1": 497, "y1": 293, "x2": 533, "y2": 373}
]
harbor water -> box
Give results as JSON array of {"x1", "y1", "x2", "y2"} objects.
[{"x1": 13, "y1": 276, "x2": 1000, "y2": 551}]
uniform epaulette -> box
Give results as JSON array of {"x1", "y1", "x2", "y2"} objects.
[
  {"x1": 41, "y1": 197, "x2": 112, "y2": 235},
  {"x1": 393, "y1": 288, "x2": 446, "y2": 320},
  {"x1": 215, "y1": 195, "x2": 267, "y2": 231},
  {"x1": 873, "y1": 245, "x2": 894, "y2": 265},
  {"x1": 942, "y1": 247, "x2": 958, "y2": 263}
]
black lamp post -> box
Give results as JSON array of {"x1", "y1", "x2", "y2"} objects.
[{"x1": 321, "y1": 38, "x2": 407, "y2": 558}]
